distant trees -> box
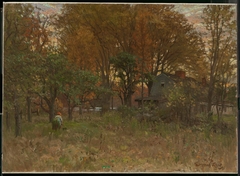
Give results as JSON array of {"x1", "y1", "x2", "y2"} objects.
[
  {"x1": 202, "y1": 5, "x2": 237, "y2": 120},
  {"x1": 56, "y1": 4, "x2": 206, "y2": 107}
]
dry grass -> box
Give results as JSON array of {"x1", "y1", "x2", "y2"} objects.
[{"x1": 2, "y1": 111, "x2": 237, "y2": 173}]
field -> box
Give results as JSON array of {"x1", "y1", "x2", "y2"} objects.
[{"x1": 2, "y1": 111, "x2": 238, "y2": 173}]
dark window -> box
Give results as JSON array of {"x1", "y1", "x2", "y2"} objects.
[{"x1": 161, "y1": 82, "x2": 165, "y2": 87}]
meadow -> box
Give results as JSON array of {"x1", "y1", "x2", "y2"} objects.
[{"x1": 2, "y1": 110, "x2": 237, "y2": 173}]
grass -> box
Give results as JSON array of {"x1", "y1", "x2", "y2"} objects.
[{"x1": 2, "y1": 111, "x2": 237, "y2": 173}]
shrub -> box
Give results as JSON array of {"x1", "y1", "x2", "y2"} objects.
[
  {"x1": 117, "y1": 105, "x2": 138, "y2": 119},
  {"x1": 102, "y1": 111, "x2": 122, "y2": 126}
]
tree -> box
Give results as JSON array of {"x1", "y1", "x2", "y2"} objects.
[
  {"x1": 110, "y1": 52, "x2": 139, "y2": 106},
  {"x1": 4, "y1": 3, "x2": 54, "y2": 125},
  {"x1": 214, "y1": 50, "x2": 237, "y2": 121},
  {"x1": 132, "y1": 6, "x2": 153, "y2": 108},
  {"x1": 62, "y1": 68, "x2": 99, "y2": 120},
  {"x1": 163, "y1": 79, "x2": 205, "y2": 124},
  {"x1": 4, "y1": 3, "x2": 52, "y2": 136},
  {"x1": 55, "y1": 4, "x2": 207, "y2": 110},
  {"x1": 201, "y1": 5, "x2": 236, "y2": 119},
  {"x1": 31, "y1": 53, "x2": 73, "y2": 122},
  {"x1": 4, "y1": 53, "x2": 37, "y2": 136},
  {"x1": 57, "y1": 4, "x2": 119, "y2": 113},
  {"x1": 132, "y1": 4, "x2": 205, "y2": 96}
]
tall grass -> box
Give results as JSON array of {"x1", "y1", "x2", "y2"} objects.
[{"x1": 2, "y1": 111, "x2": 237, "y2": 172}]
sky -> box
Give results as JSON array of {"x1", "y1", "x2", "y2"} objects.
[{"x1": 36, "y1": 3, "x2": 208, "y2": 33}]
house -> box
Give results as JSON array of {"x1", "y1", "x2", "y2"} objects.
[
  {"x1": 135, "y1": 70, "x2": 208, "y2": 114},
  {"x1": 136, "y1": 71, "x2": 206, "y2": 102},
  {"x1": 135, "y1": 70, "x2": 237, "y2": 116}
]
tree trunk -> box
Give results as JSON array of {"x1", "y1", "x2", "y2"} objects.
[
  {"x1": 79, "y1": 104, "x2": 83, "y2": 115},
  {"x1": 126, "y1": 92, "x2": 132, "y2": 107},
  {"x1": 207, "y1": 78, "x2": 214, "y2": 121},
  {"x1": 219, "y1": 102, "x2": 224, "y2": 122},
  {"x1": 15, "y1": 110, "x2": 21, "y2": 137},
  {"x1": 49, "y1": 87, "x2": 58, "y2": 122},
  {"x1": 26, "y1": 96, "x2": 32, "y2": 122},
  {"x1": 67, "y1": 97, "x2": 78, "y2": 121},
  {"x1": 100, "y1": 93, "x2": 110, "y2": 117},
  {"x1": 68, "y1": 105, "x2": 72, "y2": 120},
  {"x1": 49, "y1": 102, "x2": 55, "y2": 123},
  {"x1": 146, "y1": 81, "x2": 153, "y2": 97},
  {"x1": 68, "y1": 99, "x2": 71, "y2": 119},
  {"x1": 216, "y1": 104, "x2": 220, "y2": 122},
  {"x1": 14, "y1": 91, "x2": 21, "y2": 137},
  {"x1": 78, "y1": 97, "x2": 82, "y2": 115}
]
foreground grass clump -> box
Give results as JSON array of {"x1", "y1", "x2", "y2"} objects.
[{"x1": 2, "y1": 111, "x2": 237, "y2": 172}]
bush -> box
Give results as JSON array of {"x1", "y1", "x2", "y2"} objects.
[
  {"x1": 102, "y1": 111, "x2": 122, "y2": 126},
  {"x1": 117, "y1": 105, "x2": 138, "y2": 119}
]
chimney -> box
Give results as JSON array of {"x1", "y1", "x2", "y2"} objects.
[
  {"x1": 202, "y1": 77, "x2": 206, "y2": 86},
  {"x1": 175, "y1": 71, "x2": 185, "y2": 79}
]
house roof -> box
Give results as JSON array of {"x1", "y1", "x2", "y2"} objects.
[
  {"x1": 135, "y1": 71, "x2": 208, "y2": 102},
  {"x1": 163, "y1": 72, "x2": 199, "y2": 84}
]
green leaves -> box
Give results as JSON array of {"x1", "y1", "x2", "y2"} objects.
[{"x1": 110, "y1": 52, "x2": 139, "y2": 106}]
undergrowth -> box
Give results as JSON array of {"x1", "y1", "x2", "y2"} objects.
[{"x1": 2, "y1": 111, "x2": 237, "y2": 172}]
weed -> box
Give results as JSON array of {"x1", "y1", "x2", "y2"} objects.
[
  {"x1": 203, "y1": 125, "x2": 211, "y2": 141},
  {"x1": 59, "y1": 155, "x2": 70, "y2": 165},
  {"x1": 173, "y1": 151, "x2": 180, "y2": 163}
]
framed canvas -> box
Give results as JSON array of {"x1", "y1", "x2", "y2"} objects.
[{"x1": 2, "y1": 1, "x2": 238, "y2": 174}]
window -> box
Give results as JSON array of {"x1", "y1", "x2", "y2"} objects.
[{"x1": 161, "y1": 82, "x2": 165, "y2": 87}]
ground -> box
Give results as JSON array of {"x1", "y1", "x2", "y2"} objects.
[{"x1": 2, "y1": 111, "x2": 238, "y2": 173}]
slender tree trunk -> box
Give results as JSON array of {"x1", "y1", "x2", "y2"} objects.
[
  {"x1": 220, "y1": 101, "x2": 224, "y2": 122},
  {"x1": 26, "y1": 96, "x2": 32, "y2": 122},
  {"x1": 216, "y1": 104, "x2": 220, "y2": 123},
  {"x1": 15, "y1": 109, "x2": 21, "y2": 137},
  {"x1": 141, "y1": 58, "x2": 144, "y2": 114},
  {"x1": 49, "y1": 102, "x2": 55, "y2": 123},
  {"x1": 146, "y1": 81, "x2": 153, "y2": 97},
  {"x1": 68, "y1": 103, "x2": 71, "y2": 120},
  {"x1": 101, "y1": 93, "x2": 110, "y2": 117},
  {"x1": 118, "y1": 93, "x2": 124, "y2": 106},
  {"x1": 126, "y1": 92, "x2": 132, "y2": 107},
  {"x1": 14, "y1": 91, "x2": 21, "y2": 137},
  {"x1": 124, "y1": 95, "x2": 128, "y2": 106},
  {"x1": 68, "y1": 100, "x2": 75, "y2": 120},
  {"x1": 49, "y1": 88, "x2": 58, "y2": 122},
  {"x1": 68, "y1": 99, "x2": 71, "y2": 119},
  {"x1": 207, "y1": 77, "x2": 214, "y2": 120},
  {"x1": 79, "y1": 104, "x2": 83, "y2": 115},
  {"x1": 19, "y1": 109, "x2": 23, "y2": 120}
]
